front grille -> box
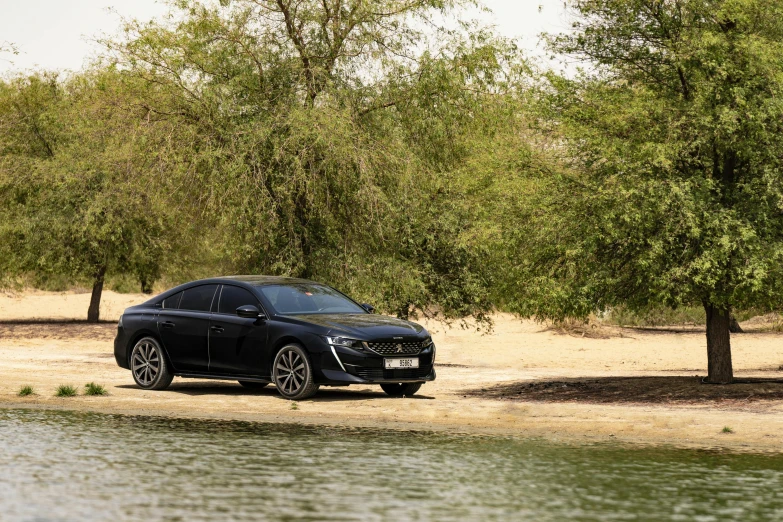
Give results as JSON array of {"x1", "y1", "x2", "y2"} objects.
[
  {"x1": 354, "y1": 366, "x2": 433, "y2": 381},
  {"x1": 366, "y1": 341, "x2": 422, "y2": 356}
]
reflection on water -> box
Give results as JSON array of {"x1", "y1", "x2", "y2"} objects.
[{"x1": 1, "y1": 409, "x2": 782, "y2": 521}]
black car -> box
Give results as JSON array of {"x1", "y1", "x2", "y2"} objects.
[{"x1": 114, "y1": 276, "x2": 436, "y2": 400}]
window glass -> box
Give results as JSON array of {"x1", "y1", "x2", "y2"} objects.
[
  {"x1": 161, "y1": 291, "x2": 182, "y2": 309},
  {"x1": 259, "y1": 284, "x2": 365, "y2": 315},
  {"x1": 219, "y1": 285, "x2": 258, "y2": 315},
  {"x1": 179, "y1": 285, "x2": 218, "y2": 312}
]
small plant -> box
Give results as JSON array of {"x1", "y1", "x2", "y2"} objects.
[
  {"x1": 84, "y1": 382, "x2": 108, "y2": 396},
  {"x1": 722, "y1": 426, "x2": 734, "y2": 434},
  {"x1": 18, "y1": 385, "x2": 35, "y2": 397},
  {"x1": 55, "y1": 385, "x2": 78, "y2": 398},
  {"x1": 290, "y1": 401, "x2": 299, "y2": 411}
]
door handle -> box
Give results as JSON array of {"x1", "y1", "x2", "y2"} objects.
[
  {"x1": 210, "y1": 325, "x2": 224, "y2": 333},
  {"x1": 161, "y1": 321, "x2": 175, "y2": 329}
]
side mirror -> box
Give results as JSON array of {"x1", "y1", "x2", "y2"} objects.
[
  {"x1": 361, "y1": 303, "x2": 375, "y2": 313},
  {"x1": 236, "y1": 304, "x2": 265, "y2": 320}
]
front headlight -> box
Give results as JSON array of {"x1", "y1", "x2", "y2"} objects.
[
  {"x1": 422, "y1": 337, "x2": 433, "y2": 348},
  {"x1": 323, "y1": 336, "x2": 364, "y2": 349}
]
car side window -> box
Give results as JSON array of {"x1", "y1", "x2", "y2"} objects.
[
  {"x1": 178, "y1": 285, "x2": 218, "y2": 312},
  {"x1": 218, "y1": 285, "x2": 258, "y2": 315},
  {"x1": 161, "y1": 291, "x2": 183, "y2": 309}
]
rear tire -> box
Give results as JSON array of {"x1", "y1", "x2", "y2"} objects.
[
  {"x1": 130, "y1": 337, "x2": 173, "y2": 390},
  {"x1": 273, "y1": 344, "x2": 319, "y2": 400},
  {"x1": 380, "y1": 382, "x2": 422, "y2": 397},
  {"x1": 238, "y1": 381, "x2": 269, "y2": 390}
]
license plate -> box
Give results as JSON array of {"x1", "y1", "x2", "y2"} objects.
[{"x1": 384, "y1": 358, "x2": 419, "y2": 369}]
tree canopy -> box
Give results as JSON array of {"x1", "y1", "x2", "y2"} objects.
[{"x1": 505, "y1": 0, "x2": 783, "y2": 382}]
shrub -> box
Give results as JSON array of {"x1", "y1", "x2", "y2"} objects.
[
  {"x1": 84, "y1": 382, "x2": 108, "y2": 396},
  {"x1": 18, "y1": 385, "x2": 34, "y2": 397},
  {"x1": 55, "y1": 385, "x2": 78, "y2": 397}
]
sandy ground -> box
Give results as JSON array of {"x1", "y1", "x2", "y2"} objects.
[{"x1": 1, "y1": 290, "x2": 783, "y2": 452}]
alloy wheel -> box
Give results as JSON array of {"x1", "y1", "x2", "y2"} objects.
[
  {"x1": 275, "y1": 349, "x2": 306, "y2": 396},
  {"x1": 132, "y1": 341, "x2": 160, "y2": 387}
]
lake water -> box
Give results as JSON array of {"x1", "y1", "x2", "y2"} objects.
[{"x1": 1, "y1": 409, "x2": 782, "y2": 521}]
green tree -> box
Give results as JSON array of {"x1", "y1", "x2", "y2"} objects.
[
  {"x1": 0, "y1": 71, "x2": 183, "y2": 321},
  {"x1": 509, "y1": 0, "x2": 783, "y2": 382},
  {"x1": 106, "y1": 0, "x2": 523, "y2": 323}
]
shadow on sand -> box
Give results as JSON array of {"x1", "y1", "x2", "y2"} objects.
[{"x1": 466, "y1": 376, "x2": 783, "y2": 405}]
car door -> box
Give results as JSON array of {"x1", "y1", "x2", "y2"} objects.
[
  {"x1": 208, "y1": 284, "x2": 269, "y2": 377},
  {"x1": 157, "y1": 284, "x2": 218, "y2": 372}
]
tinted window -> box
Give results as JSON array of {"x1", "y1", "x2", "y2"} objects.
[
  {"x1": 179, "y1": 285, "x2": 218, "y2": 312},
  {"x1": 218, "y1": 285, "x2": 258, "y2": 315},
  {"x1": 259, "y1": 284, "x2": 365, "y2": 315},
  {"x1": 162, "y1": 291, "x2": 182, "y2": 309}
]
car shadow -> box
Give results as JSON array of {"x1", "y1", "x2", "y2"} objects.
[{"x1": 115, "y1": 381, "x2": 435, "y2": 401}]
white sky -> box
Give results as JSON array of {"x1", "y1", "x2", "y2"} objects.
[{"x1": 0, "y1": 0, "x2": 572, "y2": 74}]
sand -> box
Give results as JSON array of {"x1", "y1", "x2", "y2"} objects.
[{"x1": 1, "y1": 289, "x2": 783, "y2": 452}]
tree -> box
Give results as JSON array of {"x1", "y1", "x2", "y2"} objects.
[
  {"x1": 104, "y1": 0, "x2": 522, "y2": 324},
  {"x1": 507, "y1": 0, "x2": 783, "y2": 383},
  {"x1": 0, "y1": 71, "x2": 183, "y2": 321}
]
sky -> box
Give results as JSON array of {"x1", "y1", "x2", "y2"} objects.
[{"x1": 0, "y1": 0, "x2": 572, "y2": 74}]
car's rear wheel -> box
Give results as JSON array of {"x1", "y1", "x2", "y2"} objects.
[
  {"x1": 273, "y1": 344, "x2": 319, "y2": 400},
  {"x1": 238, "y1": 381, "x2": 269, "y2": 390},
  {"x1": 130, "y1": 337, "x2": 173, "y2": 390},
  {"x1": 380, "y1": 382, "x2": 422, "y2": 397}
]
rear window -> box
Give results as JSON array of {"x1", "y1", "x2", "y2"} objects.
[
  {"x1": 179, "y1": 285, "x2": 218, "y2": 312},
  {"x1": 259, "y1": 284, "x2": 365, "y2": 315},
  {"x1": 161, "y1": 291, "x2": 182, "y2": 309}
]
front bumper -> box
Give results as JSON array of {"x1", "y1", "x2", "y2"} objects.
[{"x1": 316, "y1": 343, "x2": 436, "y2": 384}]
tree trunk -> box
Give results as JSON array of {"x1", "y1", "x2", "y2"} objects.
[
  {"x1": 704, "y1": 304, "x2": 733, "y2": 384},
  {"x1": 140, "y1": 277, "x2": 154, "y2": 294},
  {"x1": 87, "y1": 266, "x2": 106, "y2": 323}
]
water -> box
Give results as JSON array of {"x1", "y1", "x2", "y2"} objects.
[{"x1": 1, "y1": 409, "x2": 782, "y2": 521}]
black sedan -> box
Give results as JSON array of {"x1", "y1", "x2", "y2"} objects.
[{"x1": 114, "y1": 276, "x2": 436, "y2": 400}]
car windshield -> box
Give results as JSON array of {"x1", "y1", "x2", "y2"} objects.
[{"x1": 259, "y1": 284, "x2": 366, "y2": 315}]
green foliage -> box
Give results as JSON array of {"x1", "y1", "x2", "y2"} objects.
[
  {"x1": 18, "y1": 385, "x2": 34, "y2": 397},
  {"x1": 0, "y1": 69, "x2": 194, "y2": 316},
  {"x1": 55, "y1": 385, "x2": 78, "y2": 397},
  {"x1": 722, "y1": 426, "x2": 734, "y2": 434},
  {"x1": 507, "y1": 0, "x2": 783, "y2": 324},
  {"x1": 606, "y1": 306, "x2": 707, "y2": 328},
  {"x1": 84, "y1": 383, "x2": 108, "y2": 396},
  {"x1": 95, "y1": 0, "x2": 530, "y2": 323}
]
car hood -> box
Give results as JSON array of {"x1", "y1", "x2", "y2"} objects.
[{"x1": 286, "y1": 313, "x2": 426, "y2": 339}]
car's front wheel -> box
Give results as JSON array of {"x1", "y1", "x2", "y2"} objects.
[
  {"x1": 130, "y1": 337, "x2": 173, "y2": 390},
  {"x1": 380, "y1": 382, "x2": 422, "y2": 397},
  {"x1": 273, "y1": 344, "x2": 319, "y2": 400}
]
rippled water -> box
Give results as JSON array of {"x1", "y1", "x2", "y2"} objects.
[{"x1": 1, "y1": 409, "x2": 783, "y2": 521}]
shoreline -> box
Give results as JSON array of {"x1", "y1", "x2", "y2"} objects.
[{"x1": 2, "y1": 391, "x2": 782, "y2": 454}]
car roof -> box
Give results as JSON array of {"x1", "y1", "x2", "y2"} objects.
[{"x1": 213, "y1": 275, "x2": 317, "y2": 287}]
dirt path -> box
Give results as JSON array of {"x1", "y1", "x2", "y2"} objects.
[{"x1": 2, "y1": 290, "x2": 783, "y2": 452}]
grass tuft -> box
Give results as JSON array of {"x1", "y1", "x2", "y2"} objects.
[
  {"x1": 290, "y1": 401, "x2": 299, "y2": 410},
  {"x1": 18, "y1": 385, "x2": 35, "y2": 397},
  {"x1": 84, "y1": 382, "x2": 108, "y2": 396},
  {"x1": 722, "y1": 426, "x2": 734, "y2": 434},
  {"x1": 55, "y1": 384, "x2": 78, "y2": 398}
]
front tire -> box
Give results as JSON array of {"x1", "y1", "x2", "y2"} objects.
[
  {"x1": 130, "y1": 337, "x2": 173, "y2": 390},
  {"x1": 273, "y1": 344, "x2": 319, "y2": 400},
  {"x1": 380, "y1": 382, "x2": 422, "y2": 397}
]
